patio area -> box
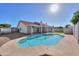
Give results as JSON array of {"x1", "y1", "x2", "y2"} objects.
[
  {"x1": 0, "y1": 34, "x2": 79, "y2": 56},
  {"x1": 0, "y1": 33, "x2": 27, "y2": 46},
  {"x1": 0, "y1": 32, "x2": 27, "y2": 40}
]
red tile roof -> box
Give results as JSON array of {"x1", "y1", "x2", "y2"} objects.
[
  {"x1": 34, "y1": 22, "x2": 48, "y2": 26},
  {"x1": 20, "y1": 20, "x2": 48, "y2": 26},
  {"x1": 20, "y1": 21, "x2": 38, "y2": 26}
]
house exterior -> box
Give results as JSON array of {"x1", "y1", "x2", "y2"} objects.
[
  {"x1": 11, "y1": 27, "x2": 18, "y2": 33},
  {"x1": 17, "y1": 20, "x2": 53, "y2": 34},
  {"x1": 54, "y1": 27, "x2": 63, "y2": 32},
  {"x1": 0, "y1": 28, "x2": 11, "y2": 35},
  {"x1": 64, "y1": 26, "x2": 73, "y2": 34}
]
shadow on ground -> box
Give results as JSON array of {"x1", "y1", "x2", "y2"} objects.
[
  {"x1": 0, "y1": 32, "x2": 27, "y2": 40},
  {"x1": 40, "y1": 54, "x2": 52, "y2": 56}
]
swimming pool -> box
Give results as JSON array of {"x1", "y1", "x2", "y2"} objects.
[{"x1": 16, "y1": 34, "x2": 64, "y2": 48}]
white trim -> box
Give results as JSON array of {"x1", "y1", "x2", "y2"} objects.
[{"x1": 31, "y1": 26, "x2": 33, "y2": 34}]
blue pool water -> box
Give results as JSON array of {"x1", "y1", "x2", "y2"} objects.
[{"x1": 16, "y1": 34, "x2": 64, "y2": 48}]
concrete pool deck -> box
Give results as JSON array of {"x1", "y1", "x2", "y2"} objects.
[{"x1": 0, "y1": 34, "x2": 79, "y2": 56}]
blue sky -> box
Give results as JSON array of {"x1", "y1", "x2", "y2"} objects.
[{"x1": 0, "y1": 3, "x2": 79, "y2": 27}]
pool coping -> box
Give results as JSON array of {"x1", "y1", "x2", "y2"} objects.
[
  {"x1": 0, "y1": 33, "x2": 79, "y2": 56},
  {"x1": 16, "y1": 33, "x2": 65, "y2": 48}
]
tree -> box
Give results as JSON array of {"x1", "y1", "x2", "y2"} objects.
[
  {"x1": 71, "y1": 10, "x2": 79, "y2": 44},
  {"x1": 71, "y1": 10, "x2": 79, "y2": 25},
  {"x1": 65, "y1": 24, "x2": 71, "y2": 28},
  {"x1": 0, "y1": 24, "x2": 11, "y2": 28},
  {"x1": 56, "y1": 26, "x2": 63, "y2": 29}
]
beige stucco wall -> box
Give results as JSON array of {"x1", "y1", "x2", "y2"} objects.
[
  {"x1": 0, "y1": 28, "x2": 11, "y2": 34},
  {"x1": 64, "y1": 27, "x2": 73, "y2": 34},
  {"x1": 73, "y1": 22, "x2": 79, "y2": 43}
]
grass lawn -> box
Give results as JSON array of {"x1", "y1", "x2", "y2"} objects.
[{"x1": 53, "y1": 32, "x2": 64, "y2": 34}]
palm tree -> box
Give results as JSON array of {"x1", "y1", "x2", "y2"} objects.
[
  {"x1": 71, "y1": 10, "x2": 79, "y2": 25},
  {"x1": 71, "y1": 10, "x2": 79, "y2": 44}
]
